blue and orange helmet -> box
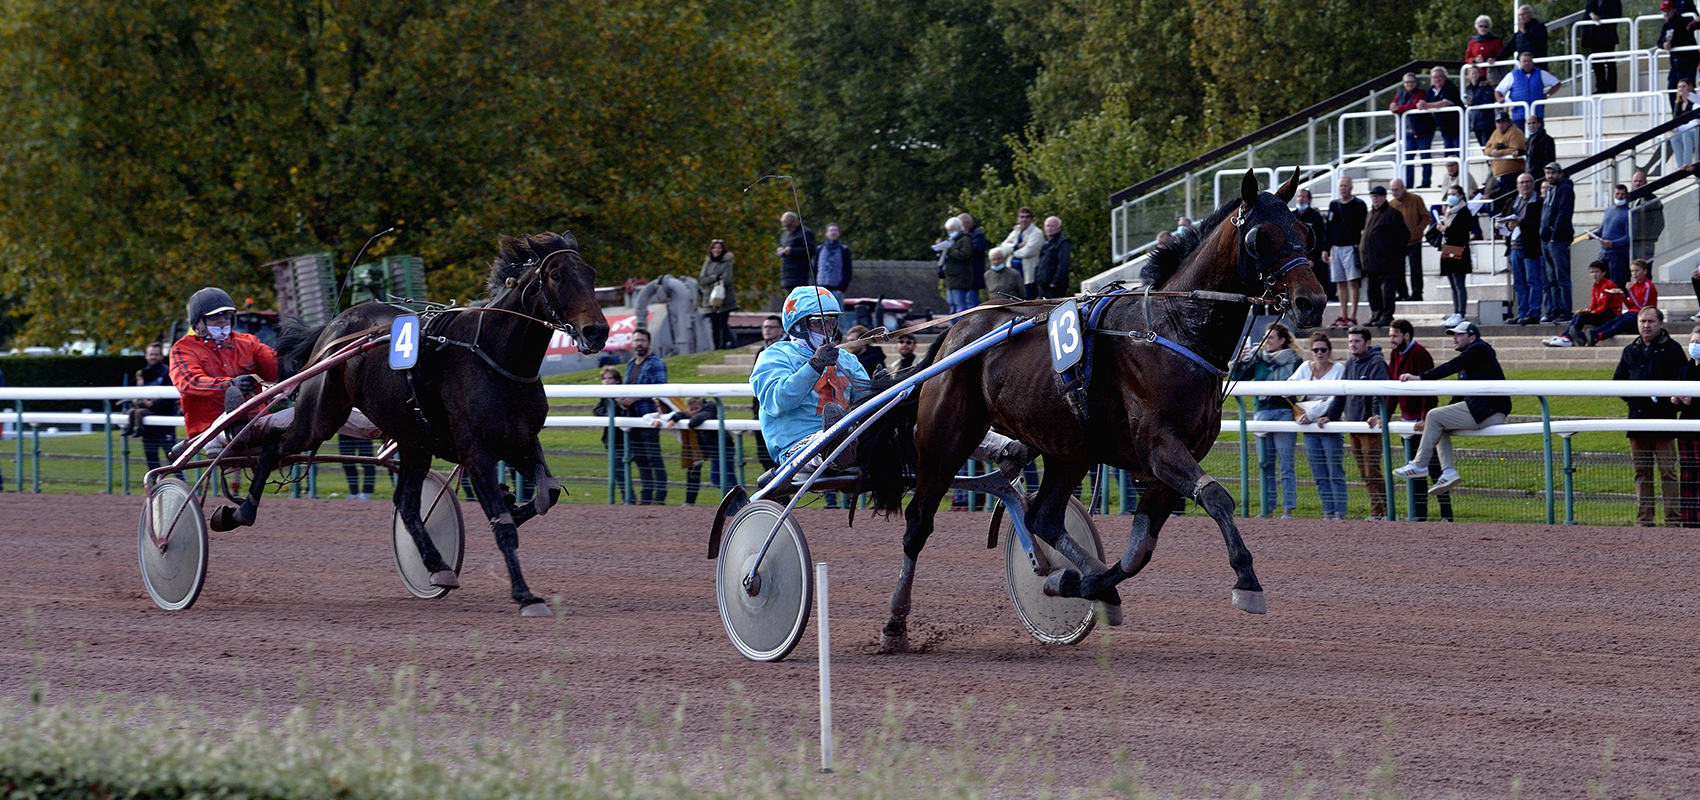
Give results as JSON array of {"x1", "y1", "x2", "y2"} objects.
[{"x1": 781, "y1": 286, "x2": 841, "y2": 339}]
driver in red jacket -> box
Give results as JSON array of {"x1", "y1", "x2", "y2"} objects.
[{"x1": 169, "y1": 287, "x2": 278, "y2": 441}]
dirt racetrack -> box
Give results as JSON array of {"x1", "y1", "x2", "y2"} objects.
[{"x1": 4, "y1": 493, "x2": 1700, "y2": 797}]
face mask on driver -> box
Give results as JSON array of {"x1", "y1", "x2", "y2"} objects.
[{"x1": 206, "y1": 324, "x2": 232, "y2": 341}]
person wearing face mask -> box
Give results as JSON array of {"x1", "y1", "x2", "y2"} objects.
[
  {"x1": 1589, "y1": 183, "x2": 1633, "y2": 287},
  {"x1": 1292, "y1": 189, "x2": 1333, "y2": 302},
  {"x1": 169, "y1": 287, "x2": 279, "y2": 440}
]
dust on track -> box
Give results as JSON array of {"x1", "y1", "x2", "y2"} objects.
[{"x1": 3, "y1": 493, "x2": 1698, "y2": 797}]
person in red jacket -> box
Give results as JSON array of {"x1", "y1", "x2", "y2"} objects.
[
  {"x1": 169, "y1": 287, "x2": 279, "y2": 441},
  {"x1": 1386, "y1": 319, "x2": 1451, "y2": 521},
  {"x1": 1589, "y1": 258, "x2": 1658, "y2": 343},
  {"x1": 1546, "y1": 260, "x2": 1622, "y2": 347}
]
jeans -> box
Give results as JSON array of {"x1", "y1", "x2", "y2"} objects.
[
  {"x1": 1603, "y1": 249, "x2": 1630, "y2": 289},
  {"x1": 706, "y1": 309, "x2": 734, "y2": 349},
  {"x1": 1446, "y1": 273, "x2": 1469, "y2": 316},
  {"x1": 1303, "y1": 432, "x2": 1348, "y2": 517},
  {"x1": 1564, "y1": 310, "x2": 1617, "y2": 343},
  {"x1": 1404, "y1": 130, "x2": 1434, "y2": 188},
  {"x1": 1366, "y1": 270, "x2": 1399, "y2": 322},
  {"x1": 1541, "y1": 240, "x2": 1573, "y2": 316},
  {"x1": 684, "y1": 452, "x2": 723, "y2": 505},
  {"x1": 1508, "y1": 248, "x2": 1545, "y2": 320},
  {"x1": 1631, "y1": 437, "x2": 1680, "y2": 525},
  {"x1": 1676, "y1": 127, "x2": 1698, "y2": 170},
  {"x1": 1592, "y1": 311, "x2": 1641, "y2": 341},
  {"x1": 627, "y1": 428, "x2": 668, "y2": 504},
  {"x1": 1404, "y1": 242, "x2": 1424, "y2": 299},
  {"x1": 1255, "y1": 408, "x2": 1297, "y2": 514},
  {"x1": 947, "y1": 288, "x2": 978, "y2": 314},
  {"x1": 338, "y1": 435, "x2": 376, "y2": 496},
  {"x1": 142, "y1": 425, "x2": 176, "y2": 472}
]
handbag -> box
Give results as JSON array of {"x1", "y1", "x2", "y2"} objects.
[
  {"x1": 1441, "y1": 243, "x2": 1466, "y2": 262},
  {"x1": 707, "y1": 282, "x2": 725, "y2": 309}
]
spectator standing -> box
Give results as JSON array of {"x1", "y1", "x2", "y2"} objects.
[
  {"x1": 1504, "y1": 172, "x2": 1546, "y2": 324},
  {"x1": 699, "y1": 238, "x2": 737, "y2": 350},
  {"x1": 593, "y1": 367, "x2": 635, "y2": 505},
  {"x1": 1674, "y1": 81, "x2": 1700, "y2": 169},
  {"x1": 1320, "y1": 326, "x2": 1390, "y2": 520},
  {"x1": 622, "y1": 328, "x2": 669, "y2": 504},
  {"x1": 775, "y1": 212, "x2": 816, "y2": 293},
  {"x1": 1326, "y1": 176, "x2": 1368, "y2": 326},
  {"x1": 1417, "y1": 67, "x2": 1463, "y2": 185},
  {"x1": 1495, "y1": 52, "x2": 1558, "y2": 128},
  {"x1": 1293, "y1": 189, "x2": 1334, "y2": 302},
  {"x1": 1545, "y1": 260, "x2": 1622, "y2": 347},
  {"x1": 1438, "y1": 159, "x2": 1480, "y2": 201},
  {"x1": 339, "y1": 435, "x2": 376, "y2": 500},
  {"x1": 666, "y1": 397, "x2": 723, "y2": 507},
  {"x1": 1291, "y1": 333, "x2": 1349, "y2": 520},
  {"x1": 1387, "y1": 320, "x2": 1452, "y2": 520},
  {"x1": 984, "y1": 248, "x2": 1024, "y2": 300},
  {"x1": 127, "y1": 341, "x2": 179, "y2": 472},
  {"x1": 1541, "y1": 162, "x2": 1577, "y2": 322},
  {"x1": 941, "y1": 216, "x2": 977, "y2": 314},
  {"x1": 1614, "y1": 306, "x2": 1686, "y2": 526},
  {"x1": 1231, "y1": 322, "x2": 1303, "y2": 518},
  {"x1": 1677, "y1": 325, "x2": 1700, "y2": 526},
  {"x1": 1659, "y1": 0, "x2": 1700, "y2": 110},
  {"x1": 994, "y1": 208, "x2": 1045, "y2": 299},
  {"x1": 1630, "y1": 171, "x2": 1665, "y2": 266},
  {"x1": 1037, "y1": 216, "x2": 1072, "y2": 298},
  {"x1": 961, "y1": 213, "x2": 989, "y2": 294},
  {"x1": 1465, "y1": 66, "x2": 1499, "y2": 148},
  {"x1": 752, "y1": 315, "x2": 784, "y2": 469},
  {"x1": 1484, "y1": 112, "x2": 1528, "y2": 197},
  {"x1": 1510, "y1": 6, "x2": 1548, "y2": 59},
  {"x1": 816, "y1": 224, "x2": 854, "y2": 332},
  {"x1": 894, "y1": 334, "x2": 919, "y2": 375},
  {"x1": 1464, "y1": 16, "x2": 1506, "y2": 80},
  {"x1": 1360, "y1": 185, "x2": 1407, "y2": 327},
  {"x1": 1593, "y1": 258, "x2": 1658, "y2": 341},
  {"x1": 1391, "y1": 73, "x2": 1430, "y2": 189},
  {"x1": 842, "y1": 324, "x2": 888, "y2": 379},
  {"x1": 1387, "y1": 180, "x2": 1428, "y2": 302},
  {"x1": 1591, "y1": 183, "x2": 1633, "y2": 287},
  {"x1": 1392, "y1": 321, "x2": 1511, "y2": 495},
  {"x1": 1432, "y1": 193, "x2": 1476, "y2": 327},
  {"x1": 1524, "y1": 116, "x2": 1556, "y2": 180},
  {"x1": 1584, "y1": 0, "x2": 1624, "y2": 94}
]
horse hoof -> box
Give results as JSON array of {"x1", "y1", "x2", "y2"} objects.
[
  {"x1": 1098, "y1": 602, "x2": 1124, "y2": 627},
  {"x1": 429, "y1": 570, "x2": 460, "y2": 589},
  {"x1": 878, "y1": 633, "x2": 909, "y2": 653},
  {"x1": 208, "y1": 506, "x2": 247, "y2": 532},
  {"x1": 1232, "y1": 589, "x2": 1266, "y2": 615},
  {"x1": 520, "y1": 602, "x2": 552, "y2": 618},
  {"x1": 1043, "y1": 570, "x2": 1082, "y2": 598}
]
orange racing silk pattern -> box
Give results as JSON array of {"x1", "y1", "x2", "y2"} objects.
[{"x1": 169, "y1": 332, "x2": 279, "y2": 436}]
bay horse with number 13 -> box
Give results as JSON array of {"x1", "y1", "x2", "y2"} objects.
[
  {"x1": 211, "y1": 232, "x2": 609, "y2": 617},
  {"x1": 860, "y1": 169, "x2": 1327, "y2": 651}
]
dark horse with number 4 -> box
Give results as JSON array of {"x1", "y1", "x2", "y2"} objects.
[
  {"x1": 210, "y1": 232, "x2": 609, "y2": 616},
  {"x1": 859, "y1": 170, "x2": 1327, "y2": 650}
]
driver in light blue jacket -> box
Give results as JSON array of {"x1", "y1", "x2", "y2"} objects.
[{"x1": 751, "y1": 286, "x2": 1032, "y2": 474}]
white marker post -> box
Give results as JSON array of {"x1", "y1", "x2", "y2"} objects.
[{"x1": 816, "y1": 561, "x2": 834, "y2": 773}]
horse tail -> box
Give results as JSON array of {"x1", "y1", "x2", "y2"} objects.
[
  {"x1": 853, "y1": 331, "x2": 950, "y2": 516},
  {"x1": 274, "y1": 318, "x2": 326, "y2": 381}
]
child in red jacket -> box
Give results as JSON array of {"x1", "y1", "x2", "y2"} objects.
[{"x1": 1545, "y1": 260, "x2": 1621, "y2": 347}]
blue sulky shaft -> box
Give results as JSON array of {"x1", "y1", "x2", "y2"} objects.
[{"x1": 743, "y1": 317, "x2": 1038, "y2": 586}]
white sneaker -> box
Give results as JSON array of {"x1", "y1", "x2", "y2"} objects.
[
  {"x1": 1443, "y1": 313, "x2": 1464, "y2": 327},
  {"x1": 1391, "y1": 461, "x2": 1426, "y2": 479},
  {"x1": 1690, "y1": 311, "x2": 1700, "y2": 323},
  {"x1": 1429, "y1": 469, "x2": 1461, "y2": 494},
  {"x1": 1544, "y1": 335, "x2": 1573, "y2": 347}
]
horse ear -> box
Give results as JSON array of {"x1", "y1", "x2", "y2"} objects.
[
  {"x1": 1240, "y1": 170, "x2": 1260, "y2": 206},
  {"x1": 1275, "y1": 168, "x2": 1300, "y2": 203}
]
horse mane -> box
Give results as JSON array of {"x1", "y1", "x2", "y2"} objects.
[
  {"x1": 1144, "y1": 199, "x2": 1241, "y2": 289},
  {"x1": 485, "y1": 232, "x2": 580, "y2": 300}
]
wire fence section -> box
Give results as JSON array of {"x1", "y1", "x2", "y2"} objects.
[{"x1": 5, "y1": 381, "x2": 1700, "y2": 527}]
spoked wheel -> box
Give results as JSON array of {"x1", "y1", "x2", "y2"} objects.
[
  {"x1": 392, "y1": 469, "x2": 466, "y2": 599},
  {"x1": 1004, "y1": 494, "x2": 1106, "y2": 645},
  {"x1": 716, "y1": 499, "x2": 813, "y2": 662},
  {"x1": 137, "y1": 477, "x2": 209, "y2": 611}
]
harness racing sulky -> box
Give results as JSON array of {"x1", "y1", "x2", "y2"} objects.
[
  {"x1": 137, "y1": 232, "x2": 609, "y2": 616},
  {"x1": 708, "y1": 170, "x2": 1327, "y2": 661}
]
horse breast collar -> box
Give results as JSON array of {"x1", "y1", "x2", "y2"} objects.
[{"x1": 1052, "y1": 288, "x2": 1229, "y2": 425}]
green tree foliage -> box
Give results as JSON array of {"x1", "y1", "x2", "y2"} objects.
[
  {"x1": 775, "y1": 0, "x2": 1035, "y2": 261},
  {"x1": 0, "y1": 0, "x2": 782, "y2": 346}
]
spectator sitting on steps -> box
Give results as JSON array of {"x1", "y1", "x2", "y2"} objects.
[
  {"x1": 1591, "y1": 258, "x2": 1658, "y2": 342},
  {"x1": 1545, "y1": 260, "x2": 1622, "y2": 347}
]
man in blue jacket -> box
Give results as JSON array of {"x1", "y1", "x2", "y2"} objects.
[
  {"x1": 815, "y1": 223, "x2": 854, "y2": 332},
  {"x1": 1591, "y1": 183, "x2": 1632, "y2": 287},
  {"x1": 1540, "y1": 162, "x2": 1576, "y2": 323},
  {"x1": 752, "y1": 286, "x2": 1031, "y2": 475}
]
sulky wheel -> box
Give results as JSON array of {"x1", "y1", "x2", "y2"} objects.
[
  {"x1": 716, "y1": 499, "x2": 813, "y2": 662},
  {"x1": 392, "y1": 469, "x2": 467, "y2": 599},
  {"x1": 137, "y1": 477, "x2": 209, "y2": 611},
  {"x1": 1004, "y1": 494, "x2": 1106, "y2": 645}
]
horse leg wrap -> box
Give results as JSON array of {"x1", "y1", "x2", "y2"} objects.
[
  {"x1": 490, "y1": 513, "x2": 518, "y2": 550},
  {"x1": 1190, "y1": 475, "x2": 1219, "y2": 503}
]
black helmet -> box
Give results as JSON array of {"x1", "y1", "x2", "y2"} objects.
[{"x1": 186, "y1": 287, "x2": 236, "y2": 328}]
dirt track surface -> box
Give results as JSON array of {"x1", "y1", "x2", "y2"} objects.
[{"x1": 4, "y1": 493, "x2": 1700, "y2": 797}]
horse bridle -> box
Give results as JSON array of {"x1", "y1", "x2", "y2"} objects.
[
  {"x1": 421, "y1": 247, "x2": 596, "y2": 383},
  {"x1": 1231, "y1": 200, "x2": 1311, "y2": 318}
]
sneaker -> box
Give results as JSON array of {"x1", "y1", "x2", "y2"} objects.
[
  {"x1": 1391, "y1": 461, "x2": 1426, "y2": 479},
  {"x1": 1364, "y1": 515, "x2": 1388, "y2": 522},
  {"x1": 1442, "y1": 313, "x2": 1464, "y2": 327},
  {"x1": 1280, "y1": 512, "x2": 1293, "y2": 519},
  {"x1": 1690, "y1": 311, "x2": 1700, "y2": 323},
  {"x1": 1545, "y1": 336, "x2": 1573, "y2": 347},
  {"x1": 1429, "y1": 469, "x2": 1461, "y2": 494}
]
